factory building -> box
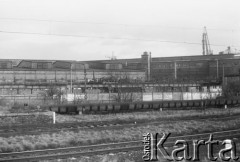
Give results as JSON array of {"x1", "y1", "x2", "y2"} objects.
[
  {"x1": 0, "y1": 51, "x2": 239, "y2": 97},
  {"x1": 85, "y1": 51, "x2": 239, "y2": 83}
]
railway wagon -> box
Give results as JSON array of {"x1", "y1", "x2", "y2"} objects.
[
  {"x1": 50, "y1": 105, "x2": 78, "y2": 114},
  {"x1": 49, "y1": 98, "x2": 240, "y2": 114}
]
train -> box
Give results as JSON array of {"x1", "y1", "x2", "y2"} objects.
[{"x1": 49, "y1": 98, "x2": 240, "y2": 114}]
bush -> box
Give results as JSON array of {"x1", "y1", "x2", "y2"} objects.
[
  {"x1": 22, "y1": 140, "x2": 34, "y2": 151},
  {"x1": 48, "y1": 142, "x2": 59, "y2": 149},
  {"x1": 9, "y1": 104, "x2": 48, "y2": 113},
  {"x1": 0, "y1": 114, "x2": 52, "y2": 126},
  {"x1": 34, "y1": 142, "x2": 48, "y2": 150},
  {"x1": 222, "y1": 81, "x2": 240, "y2": 98},
  {"x1": 1, "y1": 117, "x2": 240, "y2": 153}
]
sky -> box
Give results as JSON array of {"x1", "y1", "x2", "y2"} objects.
[{"x1": 0, "y1": 0, "x2": 239, "y2": 61}]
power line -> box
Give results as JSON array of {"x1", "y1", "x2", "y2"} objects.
[
  {"x1": 0, "y1": 30, "x2": 238, "y2": 48},
  {"x1": 0, "y1": 17, "x2": 118, "y2": 26},
  {"x1": 0, "y1": 17, "x2": 239, "y2": 32}
]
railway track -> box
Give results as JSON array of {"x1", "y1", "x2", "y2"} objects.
[
  {"x1": 1, "y1": 112, "x2": 240, "y2": 137},
  {"x1": 0, "y1": 128, "x2": 240, "y2": 162}
]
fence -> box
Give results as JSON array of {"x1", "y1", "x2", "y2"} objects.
[
  {"x1": 0, "y1": 91, "x2": 221, "y2": 106},
  {"x1": 0, "y1": 95, "x2": 56, "y2": 106},
  {"x1": 85, "y1": 91, "x2": 221, "y2": 102},
  {"x1": 143, "y1": 92, "x2": 221, "y2": 101}
]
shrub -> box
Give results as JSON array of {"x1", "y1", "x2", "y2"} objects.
[
  {"x1": 0, "y1": 114, "x2": 52, "y2": 126},
  {"x1": 21, "y1": 140, "x2": 34, "y2": 151},
  {"x1": 48, "y1": 142, "x2": 59, "y2": 149},
  {"x1": 34, "y1": 142, "x2": 48, "y2": 150},
  {"x1": 1, "y1": 117, "x2": 240, "y2": 153}
]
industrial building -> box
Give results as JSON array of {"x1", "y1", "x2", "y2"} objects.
[
  {"x1": 0, "y1": 51, "x2": 239, "y2": 96},
  {"x1": 84, "y1": 51, "x2": 240, "y2": 83}
]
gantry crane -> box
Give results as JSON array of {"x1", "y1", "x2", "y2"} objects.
[{"x1": 202, "y1": 27, "x2": 213, "y2": 55}]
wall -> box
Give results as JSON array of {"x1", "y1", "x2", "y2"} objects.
[
  {"x1": 62, "y1": 91, "x2": 221, "y2": 103},
  {"x1": 0, "y1": 70, "x2": 145, "y2": 83}
]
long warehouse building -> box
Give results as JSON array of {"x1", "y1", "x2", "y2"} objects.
[{"x1": 0, "y1": 51, "x2": 239, "y2": 96}]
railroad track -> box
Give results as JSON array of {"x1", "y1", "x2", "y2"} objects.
[
  {"x1": 1, "y1": 113, "x2": 240, "y2": 137},
  {"x1": 0, "y1": 128, "x2": 240, "y2": 162}
]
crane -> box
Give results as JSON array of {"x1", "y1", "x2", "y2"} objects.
[
  {"x1": 202, "y1": 27, "x2": 213, "y2": 55},
  {"x1": 105, "y1": 51, "x2": 117, "y2": 60}
]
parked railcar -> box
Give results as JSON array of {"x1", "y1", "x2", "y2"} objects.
[
  {"x1": 107, "y1": 104, "x2": 114, "y2": 112},
  {"x1": 176, "y1": 101, "x2": 182, "y2": 108},
  {"x1": 114, "y1": 104, "x2": 121, "y2": 112},
  {"x1": 216, "y1": 99, "x2": 226, "y2": 107},
  {"x1": 120, "y1": 103, "x2": 129, "y2": 111},
  {"x1": 129, "y1": 103, "x2": 135, "y2": 111},
  {"x1": 49, "y1": 98, "x2": 240, "y2": 114}
]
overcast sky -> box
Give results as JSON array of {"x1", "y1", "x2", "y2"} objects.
[{"x1": 0, "y1": 0, "x2": 239, "y2": 61}]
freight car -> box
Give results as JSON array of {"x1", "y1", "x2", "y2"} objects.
[{"x1": 49, "y1": 98, "x2": 240, "y2": 114}]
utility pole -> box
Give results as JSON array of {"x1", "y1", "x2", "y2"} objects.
[
  {"x1": 70, "y1": 63, "x2": 73, "y2": 93},
  {"x1": 93, "y1": 70, "x2": 95, "y2": 80},
  {"x1": 148, "y1": 52, "x2": 151, "y2": 81},
  {"x1": 222, "y1": 63, "x2": 225, "y2": 86},
  {"x1": 55, "y1": 70, "x2": 56, "y2": 83},
  {"x1": 216, "y1": 59, "x2": 219, "y2": 79},
  {"x1": 84, "y1": 65, "x2": 87, "y2": 100},
  {"x1": 174, "y1": 62, "x2": 177, "y2": 79}
]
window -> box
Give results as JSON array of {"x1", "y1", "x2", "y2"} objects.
[
  {"x1": 37, "y1": 62, "x2": 48, "y2": 69},
  {"x1": 0, "y1": 62, "x2": 7, "y2": 68},
  {"x1": 19, "y1": 61, "x2": 32, "y2": 68},
  {"x1": 37, "y1": 63, "x2": 43, "y2": 69}
]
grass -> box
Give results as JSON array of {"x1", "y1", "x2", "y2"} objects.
[
  {"x1": 40, "y1": 154, "x2": 135, "y2": 162},
  {"x1": 56, "y1": 107, "x2": 240, "y2": 123},
  {"x1": 9, "y1": 104, "x2": 49, "y2": 113},
  {"x1": 1, "y1": 116, "x2": 240, "y2": 153},
  {"x1": 53, "y1": 153, "x2": 216, "y2": 162},
  {"x1": 40, "y1": 142, "x2": 240, "y2": 162},
  {"x1": 0, "y1": 112, "x2": 53, "y2": 126},
  {"x1": 41, "y1": 143, "x2": 240, "y2": 162},
  {"x1": 0, "y1": 100, "x2": 52, "y2": 126}
]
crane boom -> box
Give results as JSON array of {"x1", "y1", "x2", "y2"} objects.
[{"x1": 202, "y1": 27, "x2": 213, "y2": 55}]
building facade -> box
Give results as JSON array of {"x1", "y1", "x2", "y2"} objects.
[{"x1": 0, "y1": 52, "x2": 239, "y2": 96}]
